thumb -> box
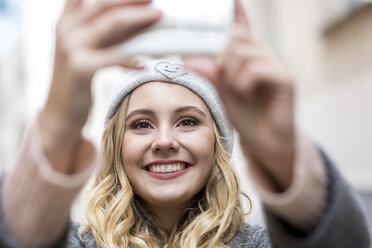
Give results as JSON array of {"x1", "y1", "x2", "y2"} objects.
[
  {"x1": 63, "y1": 0, "x2": 82, "y2": 12},
  {"x1": 234, "y1": 0, "x2": 250, "y2": 29}
]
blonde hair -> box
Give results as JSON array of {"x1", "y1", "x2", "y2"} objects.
[{"x1": 82, "y1": 94, "x2": 251, "y2": 247}]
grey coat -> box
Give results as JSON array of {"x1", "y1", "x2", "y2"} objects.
[{"x1": 0, "y1": 149, "x2": 370, "y2": 248}]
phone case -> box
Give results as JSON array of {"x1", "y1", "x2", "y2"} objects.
[{"x1": 116, "y1": 0, "x2": 234, "y2": 55}]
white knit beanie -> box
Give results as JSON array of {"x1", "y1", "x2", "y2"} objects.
[{"x1": 105, "y1": 59, "x2": 234, "y2": 153}]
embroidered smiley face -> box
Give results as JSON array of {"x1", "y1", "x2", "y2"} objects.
[{"x1": 155, "y1": 62, "x2": 188, "y2": 79}]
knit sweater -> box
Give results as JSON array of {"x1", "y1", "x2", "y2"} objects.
[{"x1": 65, "y1": 222, "x2": 269, "y2": 248}]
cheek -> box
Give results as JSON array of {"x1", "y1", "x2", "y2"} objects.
[
  {"x1": 181, "y1": 128, "x2": 215, "y2": 164},
  {"x1": 182, "y1": 129, "x2": 216, "y2": 194},
  {"x1": 121, "y1": 134, "x2": 154, "y2": 195},
  {"x1": 122, "y1": 133, "x2": 149, "y2": 163}
]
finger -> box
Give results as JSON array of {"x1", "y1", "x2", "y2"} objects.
[
  {"x1": 234, "y1": 0, "x2": 250, "y2": 29},
  {"x1": 85, "y1": 6, "x2": 161, "y2": 48},
  {"x1": 78, "y1": 0, "x2": 153, "y2": 24},
  {"x1": 233, "y1": 61, "x2": 287, "y2": 101},
  {"x1": 229, "y1": 24, "x2": 253, "y2": 42},
  {"x1": 63, "y1": 0, "x2": 82, "y2": 12},
  {"x1": 221, "y1": 25, "x2": 255, "y2": 84},
  {"x1": 183, "y1": 56, "x2": 222, "y2": 88},
  {"x1": 222, "y1": 41, "x2": 271, "y2": 84},
  {"x1": 85, "y1": 50, "x2": 143, "y2": 71}
]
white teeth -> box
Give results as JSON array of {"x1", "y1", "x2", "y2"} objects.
[{"x1": 148, "y1": 163, "x2": 188, "y2": 173}]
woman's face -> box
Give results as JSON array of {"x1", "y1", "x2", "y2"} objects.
[{"x1": 122, "y1": 82, "x2": 215, "y2": 209}]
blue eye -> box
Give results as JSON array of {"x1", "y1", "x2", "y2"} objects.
[
  {"x1": 132, "y1": 120, "x2": 152, "y2": 129},
  {"x1": 178, "y1": 118, "x2": 199, "y2": 127}
]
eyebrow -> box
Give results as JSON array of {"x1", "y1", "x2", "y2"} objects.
[
  {"x1": 126, "y1": 106, "x2": 207, "y2": 121},
  {"x1": 175, "y1": 106, "x2": 207, "y2": 118},
  {"x1": 126, "y1": 109, "x2": 154, "y2": 121}
]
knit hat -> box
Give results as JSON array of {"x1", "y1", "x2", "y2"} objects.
[{"x1": 105, "y1": 59, "x2": 234, "y2": 153}]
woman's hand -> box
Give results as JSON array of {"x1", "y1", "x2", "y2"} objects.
[
  {"x1": 185, "y1": 0, "x2": 295, "y2": 191},
  {"x1": 42, "y1": 0, "x2": 161, "y2": 133},
  {"x1": 39, "y1": 0, "x2": 161, "y2": 173}
]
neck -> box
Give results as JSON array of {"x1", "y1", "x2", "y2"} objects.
[{"x1": 144, "y1": 199, "x2": 194, "y2": 231}]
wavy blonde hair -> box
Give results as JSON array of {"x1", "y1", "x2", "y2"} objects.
[{"x1": 82, "y1": 93, "x2": 251, "y2": 247}]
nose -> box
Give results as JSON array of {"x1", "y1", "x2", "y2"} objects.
[{"x1": 151, "y1": 127, "x2": 180, "y2": 152}]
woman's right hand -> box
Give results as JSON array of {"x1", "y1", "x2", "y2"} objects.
[{"x1": 39, "y1": 0, "x2": 161, "y2": 173}]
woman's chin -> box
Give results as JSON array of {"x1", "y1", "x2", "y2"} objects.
[{"x1": 141, "y1": 189, "x2": 195, "y2": 208}]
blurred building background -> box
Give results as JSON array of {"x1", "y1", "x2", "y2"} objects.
[{"x1": 0, "y1": 0, "x2": 371, "y2": 236}]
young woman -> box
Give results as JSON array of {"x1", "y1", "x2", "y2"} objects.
[{"x1": 0, "y1": 0, "x2": 370, "y2": 247}]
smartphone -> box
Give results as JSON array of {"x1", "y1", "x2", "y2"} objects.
[{"x1": 117, "y1": 0, "x2": 234, "y2": 56}]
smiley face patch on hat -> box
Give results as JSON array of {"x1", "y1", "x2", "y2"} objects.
[{"x1": 155, "y1": 62, "x2": 188, "y2": 79}]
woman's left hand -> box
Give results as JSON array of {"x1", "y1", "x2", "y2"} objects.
[{"x1": 185, "y1": 0, "x2": 295, "y2": 191}]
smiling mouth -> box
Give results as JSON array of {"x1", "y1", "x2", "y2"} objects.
[{"x1": 145, "y1": 162, "x2": 190, "y2": 173}]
